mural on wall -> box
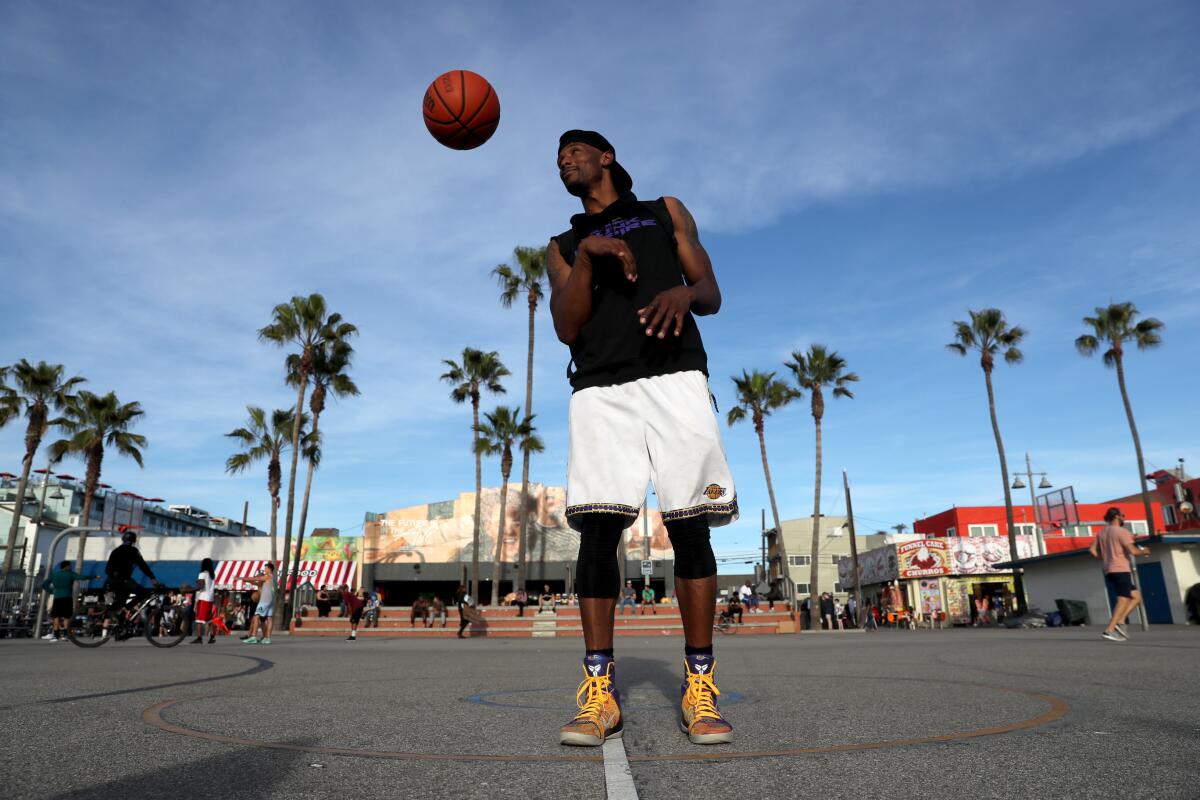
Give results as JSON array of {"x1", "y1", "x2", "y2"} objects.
[
  {"x1": 840, "y1": 536, "x2": 1038, "y2": 585},
  {"x1": 363, "y1": 484, "x2": 672, "y2": 565},
  {"x1": 296, "y1": 536, "x2": 358, "y2": 561}
]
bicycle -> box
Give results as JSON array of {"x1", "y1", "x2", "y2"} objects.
[
  {"x1": 714, "y1": 612, "x2": 739, "y2": 634},
  {"x1": 66, "y1": 585, "x2": 189, "y2": 648}
]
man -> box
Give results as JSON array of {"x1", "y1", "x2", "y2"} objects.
[
  {"x1": 618, "y1": 580, "x2": 638, "y2": 615},
  {"x1": 105, "y1": 528, "x2": 158, "y2": 606},
  {"x1": 846, "y1": 594, "x2": 858, "y2": 628},
  {"x1": 1089, "y1": 507, "x2": 1150, "y2": 642},
  {"x1": 191, "y1": 557, "x2": 217, "y2": 644},
  {"x1": 411, "y1": 595, "x2": 429, "y2": 628},
  {"x1": 343, "y1": 585, "x2": 366, "y2": 642},
  {"x1": 41, "y1": 561, "x2": 98, "y2": 641},
  {"x1": 240, "y1": 562, "x2": 276, "y2": 645},
  {"x1": 819, "y1": 592, "x2": 835, "y2": 630},
  {"x1": 429, "y1": 595, "x2": 447, "y2": 628},
  {"x1": 538, "y1": 584, "x2": 556, "y2": 614},
  {"x1": 514, "y1": 587, "x2": 529, "y2": 617},
  {"x1": 723, "y1": 593, "x2": 743, "y2": 626},
  {"x1": 640, "y1": 583, "x2": 657, "y2": 615},
  {"x1": 738, "y1": 581, "x2": 752, "y2": 609},
  {"x1": 548, "y1": 130, "x2": 736, "y2": 747}
]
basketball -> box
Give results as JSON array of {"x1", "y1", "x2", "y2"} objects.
[{"x1": 423, "y1": 69, "x2": 500, "y2": 150}]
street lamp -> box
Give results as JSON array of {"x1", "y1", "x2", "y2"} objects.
[{"x1": 1012, "y1": 453, "x2": 1051, "y2": 554}]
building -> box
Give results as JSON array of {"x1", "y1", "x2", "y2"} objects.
[
  {"x1": 764, "y1": 514, "x2": 879, "y2": 602},
  {"x1": 0, "y1": 470, "x2": 267, "y2": 585},
  {"x1": 362, "y1": 483, "x2": 675, "y2": 604}
]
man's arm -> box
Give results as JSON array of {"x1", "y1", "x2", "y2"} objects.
[
  {"x1": 1123, "y1": 531, "x2": 1150, "y2": 557},
  {"x1": 636, "y1": 197, "x2": 722, "y2": 339},
  {"x1": 1088, "y1": 538, "x2": 1100, "y2": 559},
  {"x1": 134, "y1": 551, "x2": 156, "y2": 582},
  {"x1": 547, "y1": 235, "x2": 637, "y2": 345}
]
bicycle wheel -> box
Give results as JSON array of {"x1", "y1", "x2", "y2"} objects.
[
  {"x1": 65, "y1": 608, "x2": 114, "y2": 648},
  {"x1": 145, "y1": 597, "x2": 188, "y2": 648}
]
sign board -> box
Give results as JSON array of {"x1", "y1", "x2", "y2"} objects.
[
  {"x1": 640, "y1": 560, "x2": 653, "y2": 576},
  {"x1": 897, "y1": 539, "x2": 951, "y2": 578}
]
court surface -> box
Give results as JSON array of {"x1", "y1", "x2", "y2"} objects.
[{"x1": 2, "y1": 628, "x2": 1197, "y2": 799}]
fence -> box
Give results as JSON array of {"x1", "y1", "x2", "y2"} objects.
[{"x1": 0, "y1": 589, "x2": 40, "y2": 638}]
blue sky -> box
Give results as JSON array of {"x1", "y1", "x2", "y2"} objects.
[{"x1": 2, "y1": 2, "x2": 1198, "y2": 567}]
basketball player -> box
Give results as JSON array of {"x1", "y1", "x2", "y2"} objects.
[{"x1": 548, "y1": 130, "x2": 737, "y2": 747}]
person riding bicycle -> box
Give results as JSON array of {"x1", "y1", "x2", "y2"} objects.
[{"x1": 105, "y1": 527, "x2": 160, "y2": 608}]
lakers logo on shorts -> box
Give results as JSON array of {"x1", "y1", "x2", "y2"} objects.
[{"x1": 703, "y1": 484, "x2": 727, "y2": 500}]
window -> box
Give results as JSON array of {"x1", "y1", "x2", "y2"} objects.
[
  {"x1": 1163, "y1": 505, "x2": 1178, "y2": 526},
  {"x1": 794, "y1": 583, "x2": 810, "y2": 594},
  {"x1": 1129, "y1": 520, "x2": 1148, "y2": 534},
  {"x1": 789, "y1": 555, "x2": 811, "y2": 566},
  {"x1": 968, "y1": 524, "x2": 998, "y2": 537},
  {"x1": 1014, "y1": 524, "x2": 1037, "y2": 536},
  {"x1": 833, "y1": 582, "x2": 843, "y2": 593},
  {"x1": 830, "y1": 555, "x2": 841, "y2": 564},
  {"x1": 946, "y1": 527, "x2": 956, "y2": 537}
]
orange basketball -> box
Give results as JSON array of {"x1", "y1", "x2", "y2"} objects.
[{"x1": 423, "y1": 70, "x2": 500, "y2": 150}]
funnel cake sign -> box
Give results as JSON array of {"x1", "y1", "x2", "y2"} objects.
[{"x1": 898, "y1": 539, "x2": 950, "y2": 578}]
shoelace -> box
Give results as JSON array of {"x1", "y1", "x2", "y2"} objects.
[
  {"x1": 574, "y1": 672, "x2": 614, "y2": 722},
  {"x1": 684, "y1": 669, "x2": 722, "y2": 721}
]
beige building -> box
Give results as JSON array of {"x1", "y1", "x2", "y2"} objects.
[{"x1": 766, "y1": 514, "x2": 882, "y2": 601}]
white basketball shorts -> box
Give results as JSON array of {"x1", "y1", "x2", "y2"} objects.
[{"x1": 565, "y1": 370, "x2": 738, "y2": 531}]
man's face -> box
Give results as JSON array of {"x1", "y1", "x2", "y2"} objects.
[{"x1": 557, "y1": 142, "x2": 611, "y2": 197}]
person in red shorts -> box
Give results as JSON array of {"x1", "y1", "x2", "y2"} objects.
[
  {"x1": 342, "y1": 585, "x2": 366, "y2": 641},
  {"x1": 191, "y1": 557, "x2": 217, "y2": 644}
]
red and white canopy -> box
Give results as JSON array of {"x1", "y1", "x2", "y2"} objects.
[{"x1": 213, "y1": 560, "x2": 357, "y2": 590}]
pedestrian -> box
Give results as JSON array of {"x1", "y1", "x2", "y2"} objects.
[
  {"x1": 191, "y1": 557, "x2": 217, "y2": 645},
  {"x1": 819, "y1": 592, "x2": 835, "y2": 630},
  {"x1": 365, "y1": 591, "x2": 381, "y2": 628},
  {"x1": 800, "y1": 597, "x2": 812, "y2": 630},
  {"x1": 1090, "y1": 506, "x2": 1151, "y2": 642},
  {"x1": 548, "y1": 130, "x2": 736, "y2": 747},
  {"x1": 724, "y1": 593, "x2": 743, "y2": 625},
  {"x1": 40, "y1": 561, "x2": 98, "y2": 641},
  {"x1": 640, "y1": 583, "x2": 657, "y2": 615},
  {"x1": 618, "y1": 579, "x2": 638, "y2": 615},
  {"x1": 833, "y1": 598, "x2": 845, "y2": 631},
  {"x1": 343, "y1": 585, "x2": 366, "y2": 642},
  {"x1": 429, "y1": 595, "x2": 447, "y2": 628},
  {"x1": 863, "y1": 600, "x2": 879, "y2": 631},
  {"x1": 455, "y1": 585, "x2": 476, "y2": 638},
  {"x1": 846, "y1": 595, "x2": 858, "y2": 627},
  {"x1": 316, "y1": 586, "x2": 332, "y2": 618},
  {"x1": 738, "y1": 581, "x2": 752, "y2": 610},
  {"x1": 539, "y1": 584, "x2": 556, "y2": 614},
  {"x1": 240, "y1": 562, "x2": 276, "y2": 645},
  {"x1": 514, "y1": 587, "x2": 529, "y2": 617}
]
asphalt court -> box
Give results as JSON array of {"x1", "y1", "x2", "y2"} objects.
[{"x1": 2, "y1": 629, "x2": 1198, "y2": 799}]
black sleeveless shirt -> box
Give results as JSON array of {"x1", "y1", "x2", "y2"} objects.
[{"x1": 553, "y1": 195, "x2": 708, "y2": 391}]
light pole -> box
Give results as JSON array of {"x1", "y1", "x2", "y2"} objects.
[{"x1": 1011, "y1": 452, "x2": 1052, "y2": 555}]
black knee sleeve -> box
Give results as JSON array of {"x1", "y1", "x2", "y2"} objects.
[
  {"x1": 666, "y1": 516, "x2": 717, "y2": 579},
  {"x1": 575, "y1": 514, "x2": 625, "y2": 598}
]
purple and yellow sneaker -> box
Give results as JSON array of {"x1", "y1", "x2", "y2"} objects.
[
  {"x1": 679, "y1": 654, "x2": 734, "y2": 745},
  {"x1": 559, "y1": 655, "x2": 623, "y2": 747}
]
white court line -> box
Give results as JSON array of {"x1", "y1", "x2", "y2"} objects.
[{"x1": 602, "y1": 737, "x2": 639, "y2": 800}]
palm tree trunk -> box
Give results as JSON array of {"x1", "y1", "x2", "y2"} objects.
[
  {"x1": 74, "y1": 448, "x2": 103, "y2": 576},
  {"x1": 515, "y1": 293, "x2": 537, "y2": 594},
  {"x1": 285, "y1": 414, "x2": 321, "y2": 622},
  {"x1": 1115, "y1": 355, "x2": 1156, "y2": 535},
  {"x1": 984, "y1": 369, "x2": 1025, "y2": 613},
  {"x1": 809, "y1": 417, "x2": 823, "y2": 611},
  {"x1": 1, "y1": 428, "x2": 38, "y2": 580},
  {"x1": 491, "y1": 471, "x2": 510, "y2": 606},
  {"x1": 269, "y1": 495, "x2": 279, "y2": 563},
  {"x1": 471, "y1": 399, "x2": 482, "y2": 602},
  {"x1": 277, "y1": 378, "x2": 308, "y2": 628},
  {"x1": 756, "y1": 424, "x2": 790, "y2": 601}
]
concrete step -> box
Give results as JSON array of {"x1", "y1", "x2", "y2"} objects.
[{"x1": 289, "y1": 621, "x2": 786, "y2": 638}]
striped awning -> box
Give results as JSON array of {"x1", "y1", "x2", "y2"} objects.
[{"x1": 213, "y1": 560, "x2": 357, "y2": 590}]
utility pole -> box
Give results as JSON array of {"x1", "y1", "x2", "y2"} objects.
[
  {"x1": 842, "y1": 470, "x2": 863, "y2": 622},
  {"x1": 760, "y1": 509, "x2": 767, "y2": 586}
]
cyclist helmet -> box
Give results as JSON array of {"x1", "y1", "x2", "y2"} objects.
[{"x1": 121, "y1": 529, "x2": 138, "y2": 545}]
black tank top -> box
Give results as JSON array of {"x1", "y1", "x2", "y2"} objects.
[{"x1": 554, "y1": 195, "x2": 708, "y2": 391}]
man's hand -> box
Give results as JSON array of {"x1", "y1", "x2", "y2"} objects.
[
  {"x1": 578, "y1": 235, "x2": 637, "y2": 282},
  {"x1": 638, "y1": 286, "x2": 696, "y2": 338}
]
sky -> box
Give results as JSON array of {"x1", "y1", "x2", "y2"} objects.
[{"x1": 2, "y1": 1, "x2": 1198, "y2": 570}]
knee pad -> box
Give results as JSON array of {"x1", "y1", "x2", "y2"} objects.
[
  {"x1": 666, "y1": 516, "x2": 717, "y2": 579},
  {"x1": 575, "y1": 514, "x2": 625, "y2": 598}
]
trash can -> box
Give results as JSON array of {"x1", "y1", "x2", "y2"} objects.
[{"x1": 1055, "y1": 598, "x2": 1090, "y2": 626}]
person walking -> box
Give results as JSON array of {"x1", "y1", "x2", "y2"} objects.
[
  {"x1": 548, "y1": 130, "x2": 736, "y2": 747},
  {"x1": 240, "y1": 562, "x2": 277, "y2": 645},
  {"x1": 40, "y1": 561, "x2": 98, "y2": 641},
  {"x1": 819, "y1": 592, "x2": 835, "y2": 630},
  {"x1": 343, "y1": 585, "x2": 366, "y2": 641},
  {"x1": 455, "y1": 585, "x2": 475, "y2": 638},
  {"x1": 1090, "y1": 506, "x2": 1151, "y2": 642},
  {"x1": 191, "y1": 557, "x2": 217, "y2": 644},
  {"x1": 640, "y1": 583, "x2": 657, "y2": 615},
  {"x1": 846, "y1": 595, "x2": 858, "y2": 628}
]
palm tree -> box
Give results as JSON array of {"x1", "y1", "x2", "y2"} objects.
[
  {"x1": 892, "y1": 523, "x2": 908, "y2": 535},
  {"x1": 947, "y1": 308, "x2": 1027, "y2": 611},
  {"x1": 258, "y1": 293, "x2": 358, "y2": 625},
  {"x1": 49, "y1": 391, "x2": 146, "y2": 574},
  {"x1": 1076, "y1": 302, "x2": 1164, "y2": 534},
  {"x1": 492, "y1": 245, "x2": 547, "y2": 594},
  {"x1": 441, "y1": 348, "x2": 509, "y2": 601},
  {"x1": 726, "y1": 369, "x2": 801, "y2": 601},
  {"x1": 476, "y1": 406, "x2": 544, "y2": 606},
  {"x1": 785, "y1": 345, "x2": 858, "y2": 610},
  {"x1": 0, "y1": 361, "x2": 84, "y2": 581},
  {"x1": 224, "y1": 407, "x2": 300, "y2": 564},
  {"x1": 283, "y1": 339, "x2": 359, "y2": 621}
]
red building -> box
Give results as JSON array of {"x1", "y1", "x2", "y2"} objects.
[{"x1": 913, "y1": 501, "x2": 1166, "y2": 555}]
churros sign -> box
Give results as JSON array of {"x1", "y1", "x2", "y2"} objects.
[{"x1": 897, "y1": 539, "x2": 951, "y2": 578}]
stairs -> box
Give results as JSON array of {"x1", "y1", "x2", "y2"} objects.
[{"x1": 288, "y1": 605, "x2": 796, "y2": 639}]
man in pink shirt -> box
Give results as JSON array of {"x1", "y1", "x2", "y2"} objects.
[{"x1": 1089, "y1": 507, "x2": 1151, "y2": 642}]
